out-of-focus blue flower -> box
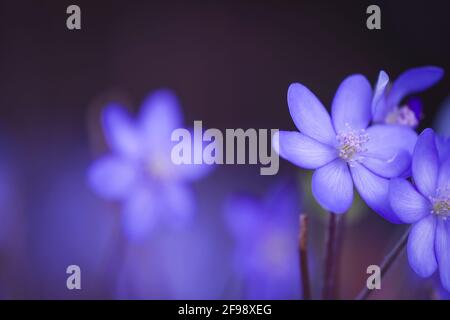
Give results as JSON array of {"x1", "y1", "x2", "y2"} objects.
[
  {"x1": 433, "y1": 96, "x2": 450, "y2": 161},
  {"x1": 436, "y1": 135, "x2": 450, "y2": 163},
  {"x1": 274, "y1": 75, "x2": 417, "y2": 222},
  {"x1": 115, "y1": 218, "x2": 230, "y2": 299},
  {"x1": 0, "y1": 135, "x2": 20, "y2": 250},
  {"x1": 224, "y1": 181, "x2": 301, "y2": 299},
  {"x1": 372, "y1": 66, "x2": 443, "y2": 127},
  {"x1": 434, "y1": 95, "x2": 450, "y2": 137},
  {"x1": 389, "y1": 129, "x2": 450, "y2": 292},
  {"x1": 88, "y1": 89, "x2": 210, "y2": 240}
]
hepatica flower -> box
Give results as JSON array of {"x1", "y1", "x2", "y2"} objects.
[
  {"x1": 274, "y1": 75, "x2": 417, "y2": 222},
  {"x1": 225, "y1": 181, "x2": 301, "y2": 299},
  {"x1": 88, "y1": 89, "x2": 209, "y2": 240},
  {"x1": 389, "y1": 129, "x2": 450, "y2": 291},
  {"x1": 372, "y1": 66, "x2": 443, "y2": 128}
]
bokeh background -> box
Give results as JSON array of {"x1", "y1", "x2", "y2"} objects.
[{"x1": 0, "y1": 0, "x2": 450, "y2": 299}]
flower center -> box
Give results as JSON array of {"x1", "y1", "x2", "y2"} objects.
[
  {"x1": 145, "y1": 153, "x2": 173, "y2": 180},
  {"x1": 430, "y1": 187, "x2": 450, "y2": 219},
  {"x1": 336, "y1": 124, "x2": 369, "y2": 166},
  {"x1": 385, "y1": 106, "x2": 419, "y2": 128}
]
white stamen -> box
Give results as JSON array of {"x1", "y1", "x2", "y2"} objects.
[
  {"x1": 429, "y1": 186, "x2": 450, "y2": 220},
  {"x1": 336, "y1": 123, "x2": 369, "y2": 166},
  {"x1": 385, "y1": 106, "x2": 419, "y2": 128}
]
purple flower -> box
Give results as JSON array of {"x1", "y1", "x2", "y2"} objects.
[
  {"x1": 116, "y1": 220, "x2": 230, "y2": 299},
  {"x1": 88, "y1": 89, "x2": 210, "y2": 240},
  {"x1": 389, "y1": 128, "x2": 450, "y2": 292},
  {"x1": 224, "y1": 181, "x2": 301, "y2": 299},
  {"x1": 372, "y1": 66, "x2": 443, "y2": 127},
  {"x1": 274, "y1": 75, "x2": 417, "y2": 222},
  {"x1": 436, "y1": 135, "x2": 450, "y2": 164},
  {"x1": 434, "y1": 95, "x2": 450, "y2": 137}
]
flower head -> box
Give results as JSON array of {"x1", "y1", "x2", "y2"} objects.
[
  {"x1": 389, "y1": 128, "x2": 450, "y2": 291},
  {"x1": 274, "y1": 75, "x2": 417, "y2": 222},
  {"x1": 88, "y1": 89, "x2": 210, "y2": 240},
  {"x1": 372, "y1": 66, "x2": 443, "y2": 127},
  {"x1": 224, "y1": 181, "x2": 301, "y2": 299}
]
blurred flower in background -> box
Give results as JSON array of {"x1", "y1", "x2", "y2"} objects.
[
  {"x1": 33, "y1": 147, "x2": 117, "y2": 299},
  {"x1": 115, "y1": 217, "x2": 230, "y2": 299},
  {"x1": 372, "y1": 66, "x2": 443, "y2": 128},
  {"x1": 434, "y1": 96, "x2": 450, "y2": 163},
  {"x1": 224, "y1": 180, "x2": 301, "y2": 299},
  {"x1": 0, "y1": 136, "x2": 16, "y2": 247},
  {"x1": 87, "y1": 89, "x2": 211, "y2": 240},
  {"x1": 0, "y1": 133, "x2": 27, "y2": 299},
  {"x1": 275, "y1": 75, "x2": 417, "y2": 222},
  {"x1": 434, "y1": 95, "x2": 450, "y2": 137},
  {"x1": 433, "y1": 92, "x2": 450, "y2": 300},
  {"x1": 389, "y1": 129, "x2": 450, "y2": 292}
]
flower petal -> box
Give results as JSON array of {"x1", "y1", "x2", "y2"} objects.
[
  {"x1": 122, "y1": 186, "x2": 158, "y2": 240},
  {"x1": 161, "y1": 183, "x2": 195, "y2": 227},
  {"x1": 413, "y1": 129, "x2": 439, "y2": 197},
  {"x1": 350, "y1": 163, "x2": 401, "y2": 223},
  {"x1": 362, "y1": 150, "x2": 411, "y2": 179},
  {"x1": 172, "y1": 128, "x2": 215, "y2": 181},
  {"x1": 361, "y1": 124, "x2": 417, "y2": 178},
  {"x1": 436, "y1": 135, "x2": 450, "y2": 164},
  {"x1": 87, "y1": 156, "x2": 137, "y2": 200},
  {"x1": 332, "y1": 74, "x2": 373, "y2": 133},
  {"x1": 365, "y1": 124, "x2": 418, "y2": 157},
  {"x1": 387, "y1": 66, "x2": 444, "y2": 109},
  {"x1": 372, "y1": 70, "x2": 390, "y2": 122},
  {"x1": 407, "y1": 215, "x2": 438, "y2": 278},
  {"x1": 311, "y1": 159, "x2": 353, "y2": 214},
  {"x1": 139, "y1": 89, "x2": 183, "y2": 150},
  {"x1": 102, "y1": 104, "x2": 141, "y2": 158},
  {"x1": 434, "y1": 97, "x2": 450, "y2": 137},
  {"x1": 438, "y1": 157, "x2": 450, "y2": 192},
  {"x1": 436, "y1": 219, "x2": 450, "y2": 292},
  {"x1": 389, "y1": 178, "x2": 431, "y2": 223},
  {"x1": 274, "y1": 131, "x2": 337, "y2": 169},
  {"x1": 287, "y1": 83, "x2": 336, "y2": 146}
]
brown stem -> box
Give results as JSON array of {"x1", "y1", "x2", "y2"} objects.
[
  {"x1": 356, "y1": 227, "x2": 410, "y2": 300},
  {"x1": 322, "y1": 212, "x2": 344, "y2": 300},
  {"x1": 299, "y1": 213, "x2": 311, "y2": 300}
]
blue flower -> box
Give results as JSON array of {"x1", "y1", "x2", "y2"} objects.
[
  {"x1": 436, "y1": 135, "x2": 450, "y2": 163},
  {"x1": 434, "y1": 95, "x2": 450, "y2": 137},
  {"x1": 372, "y1": 66, "x2": 443, "y2": 127},
  {"x1": 224, "y1": 181, "x2": 301, "y2": 299},
  {"x1": 274, "y1": 75, "x2": 417, "y2": 222},
  {"x1": 88, "y1": 89, "x2": 210, "y2": 240},
  {"x1": 389, "y1": 129, "x2": 450, "y2": 292},
  {"x1": 116, "y1": 220, "x2": 230, "y2": 299}
]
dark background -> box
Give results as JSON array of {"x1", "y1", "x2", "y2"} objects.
[{"x1": 0, "y1": 0, "x2": 449, "y2": 299}]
